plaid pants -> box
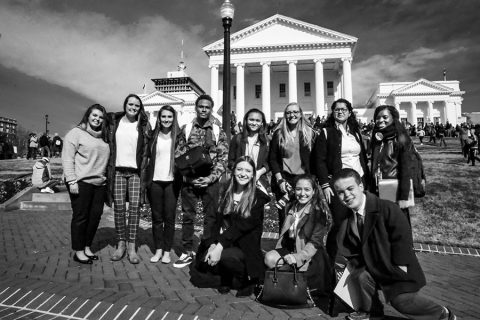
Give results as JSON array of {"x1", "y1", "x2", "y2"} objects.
[{"x1": 113, "y1": 170, "x2": 141, "y2": 242}]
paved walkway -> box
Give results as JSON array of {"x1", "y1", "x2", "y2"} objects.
[{"x1": 0, "y1": 208, "x2": 479, "y2": 320}]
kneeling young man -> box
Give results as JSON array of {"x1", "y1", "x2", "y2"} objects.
[{"x1": 332, "y1": 168, "x2": 456, "y2": 320}]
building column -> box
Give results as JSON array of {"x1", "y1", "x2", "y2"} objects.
[
  {"x1": 261, "y1": 61, "x2": 271, "y2": 121},
  {"x1": 342, "y1": 58, "x2": 353, "y2": 102},
  {"x1": 287, "y1": 60, "x2": 298, "y2": 103},
  {"x1": 235, "y1": 63, "x2": 245, "y2": 121},
  {"x1": 394, "y1": 102, "x2": 400, "y2": 112},
  {"x1": 314, "y1": 59, "x2": 325, "y2": 117},
  {"x1": 209, "y1": 64, "x2": 219, "y2": 109},
  {"x1": 427, "y1": 100, "x2": 434, "y2": 124},
  {"x1": 410, "y1": 101, "x2": 417, "y2": 125},
  {"x1": 443, "y1": 101, "x2": 448, "y2": 124}
]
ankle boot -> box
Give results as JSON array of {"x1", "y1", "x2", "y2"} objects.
[
  {"x1": 111, "y1": 241, "x2": 126, "y2": 261},
  {"x1": 127, "y1": 242, "x2": 139, "y2": 264}
]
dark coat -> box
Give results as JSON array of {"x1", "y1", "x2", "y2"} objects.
[
  {"x1": 106, "y1": 112, "x2": 150, "y2": 206},
  {"x1": 202, "y1": 189, "x2": 270, "y2": 280},
  {"x1": 312, "y1": 125, "x2": 370, "y2": 190},
  {"x1": 370, "y1": 132, "x2": 413, "y2": 201},
  {"x1": 228, "y1": 133, "x2": 270, "y2": 173},
  {"x1": 269, "y1": 129, "x2": 315, "y2": 176},
  {"x1": 337, "y1": 192, "x2": 426, "y2": 301}
]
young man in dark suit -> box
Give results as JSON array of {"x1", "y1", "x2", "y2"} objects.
[{"x1": 332, "y1": 168, "x2": 456, "y2": 320}]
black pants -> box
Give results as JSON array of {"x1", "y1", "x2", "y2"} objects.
[
  {"x1": 27, "y1": 147, "x2": 37, "y2": 159},
  {"x1": 149, "y1": 181, "x2": 180, "y2": 251},
  {"x1": 180, "y1": 182, "x2": 219, "y2": 253},
  {"x1": 219, "y1": 247, "x2": 248, "y2": 287},
  {"x1": 468, "y1": 147, "x2": 478, "y2": 165},
  {"x1": 68, "y1": 181, "x2": 106, "y2": 251}
]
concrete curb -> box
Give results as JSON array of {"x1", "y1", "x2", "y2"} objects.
[{"x1": 0, "y1": 186, "x2": 35, "y2": 211}]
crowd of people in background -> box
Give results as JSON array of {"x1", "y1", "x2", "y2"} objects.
[{"x1": 56, "y1": 94, "x2": 460, "y2": 320}]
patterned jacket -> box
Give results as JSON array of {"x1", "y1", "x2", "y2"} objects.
[{"x1": 175, "y1": 117, "x2": 228, "y2": 183}]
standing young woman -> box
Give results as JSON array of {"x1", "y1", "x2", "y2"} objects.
[
  {"x1": 145, "y1": 105, "x2": 182, "y2": 264},
  {"x1": 62, "y1": 104, "x2": 110, "y2": 264},
  {"x1": 264, "y1": 174, "x2": 332, "y2": 296},
  {"x1": 200, "y1": 156, "x2": 270, "y2": 297},
  {"x1": 312, "y1": 98, "x2": 370, "y2": 259},
  {"x1": 228, "y1": 108, "x2": 270, "y2": 189},
  {"x1": 108, "y1": 94, "x2": 150, "y2": 264},
  {"x1": 269, "y1": 102, "x2": 316, "y2": 231},
  {"x1": 370, "y1": 105, "x2": 415, "y2": 223}
]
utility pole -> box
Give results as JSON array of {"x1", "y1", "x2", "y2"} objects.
[{"x1": 45, "y1": 114, "x2": 49, "y2": 135}]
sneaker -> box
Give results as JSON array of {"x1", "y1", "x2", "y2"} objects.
[
  {"x1": 173, "y1": 252, "x2": 194, "y2": 268},
  {"x1": 45, "y1": 187, "x2": 55, "y2": 193},
  {"x1": 444, "y1": 307, "x2": 457, "y2": 320},
  {"x1": 346, "y1": 311, "x2": 370, "y2": 320}
]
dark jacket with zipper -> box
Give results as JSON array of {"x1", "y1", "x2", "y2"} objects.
[{"x1": 106, "y1": 112, "x2": 150, "y2": 206}]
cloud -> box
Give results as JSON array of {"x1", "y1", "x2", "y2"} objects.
[
  {"x1": 0, "y1": 2, "x2": 210, "y2": 110},
  {"x1": 352, "y1": 46, "x2": 467, "y2": 105}
]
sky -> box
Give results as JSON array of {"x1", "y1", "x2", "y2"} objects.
[{"x1": 1, "y1": 0, "x2": 479, "y2": 136}]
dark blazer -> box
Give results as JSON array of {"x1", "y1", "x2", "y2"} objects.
[
  {"x1": 269, "y1": 129, "x2": 315, "y2": 176},
  {"x1": 337, "y1": 192, "x2": 426, "y2": 301},
  {"x1": 106, "y1": 112, "x2": 150, "y2": 205},
  {"x1": 313, "y1": 125, "x2": 370, "y2": 190},
  {"x1": 228, "y1": 133, "x2": 269, "y2": 173},
  {"x1": 203, "y1": 189, "x2": 270, "y2": 280}
]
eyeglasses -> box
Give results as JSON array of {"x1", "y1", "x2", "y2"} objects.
[
  {"x1": 333, "y1": 108, "x2": 349, "y2": 114},
  {"x1": 285, "y1": 110, "x2": 301, "y2": 116}
]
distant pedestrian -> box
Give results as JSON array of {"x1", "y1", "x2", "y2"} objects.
[
  {"x1": 62, "y1": 104, "x2": 110, "y2": 264},
  {"x1": 417, "y1": 126, "x2": 425, "y2": 145},
  {"x1": 437, "y1": 124, "x2": 447, "y2": 147},
  {"x1": 52, "y1": 133, "x2": 63, "y2": 157},
  {"x1": 38, "y1": 133, "x2": 51, "y2": 158},
  {"x1": 466, "y1": 128, "x2": 478, "y2": 166},
  {"x1": 27, "y1": 133, "x2": 38, "y2": 159}
]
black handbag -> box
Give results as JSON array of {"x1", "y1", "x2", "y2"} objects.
[
  {"x1": 175, "y1": 146, "x2": 213, "y2": 177},
  {"x1": 256, "y1": 257, "x2": 315, "y2": 308}
]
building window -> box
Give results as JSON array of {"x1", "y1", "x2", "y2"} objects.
[
  {"x1": 255, "y1": 85, "x2": 262, "y2": 99},
  {"x1": 233, "y1": 86, "x2": 236, "y2": 100},
  {"x1": 327, "y1": 81, "x2": 334, "y2": 96},
  {"x1": 279, "y1": 83, "x2": 286, "y2": 97},
  {"x1": 304, "y1": 82, "x2": 311, "y2": 97}
]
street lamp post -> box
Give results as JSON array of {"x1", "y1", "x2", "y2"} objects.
[
  {"x1": 221, "y1": 0, "x2": 234, "y2": 141},
  {"x1": 45, "y1": 114, "x2": 50, "y2": 135}
]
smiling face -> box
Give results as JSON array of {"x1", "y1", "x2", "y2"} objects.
[
  {"x1": 159, "y1": 109, "x2": 174, "y2": 130},
  {"x1": 285, "y1": 104, "x2": 301, "y2": 127},
  {"x1": 246, "y1": 111, "x2": 263, "y2": 133},
  {"x1": 195, "y1": 99, "x2": 213, "y2": 120},
  {"x1": 333, "y1": 102, "x2": 351, "y2": 124},
  {"x1": 333, "y1": 177, "x2": 364, "y2": 212},
  {"x1": 234, "y1": 160, "x2": 254, "y2": 187},
  {"x1": 375, "y1": 109, "x2": 394, "y2": 130},
  {"x1": 88, "y1": 108, "x2": 104, "y2": 130},
  {"x1": 125, "y1": 97, "x2": 141, "y2": 119},
  {"x1": 295, "y1": 179, "x2": 314, "y2": 205}
]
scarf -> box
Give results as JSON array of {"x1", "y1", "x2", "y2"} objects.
[
  {"x1": 373, "y1": 124, "x2": 397, "y2": 144},
  {"x1": 78, "y1": 123, "x2": 103, "y2": 139}
]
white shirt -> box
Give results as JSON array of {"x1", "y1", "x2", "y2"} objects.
[
  {"x1": 338, "y1": 124, "x2": 364, "y2": 177},
  {"x1": 153, "y1": 132, "x2": 173, "y2": 181},
  {"x1": 115, "y1": 116, "x2": 139, "y2": 168},
  {"x1": 245, "y1": 135, "x2": 260, "y2": 167}
]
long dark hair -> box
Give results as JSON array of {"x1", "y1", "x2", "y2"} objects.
[
  {"x1": 123, "y1": 93, "x2": 149, "y2": 124},
  {"x1": 325, "y1": 98, "x2": 360, "y2": 134},
  {"x1": 79, "y1": 104, "x2": 109, "y2": 142},
  {"x1": 151, "y1": 105, "x2": 180, "y2": 173},
  {"x1": 219, "y1": 156, "x2": 257, "y2": 218},
  {"x1": 290, "y1": 174, "x2": 332, "y2": 228},
  {"x1": 241, "y1": 108, "x2": 268, "y2": 144}
]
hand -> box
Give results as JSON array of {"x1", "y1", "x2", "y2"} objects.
[
  {"x1": 283, "y1": 254, "x2": 296, "y2": 265},
  {"x1": 279, "y1": 181, "x2": 287, "y2": 194},
  {"x1": 192, "y1": 177, "x2": 211, "y2": 188},
  {"x1": 397, "y1": 265, "x2": 407, "y2": 273},
  {"x1": 255, "y1": 171, "x2": 264, "y2": 181},
  {"x1": 323, "y1": 187, "x2": 334, "y2": 204},
  {"x1": 205, "y1": 243, "x2": 223, "y2": 266},
  {"x1": 69, "y1": 182, "x2": 79, "y2": 194},
  {"x1": 398, "y1": 200, "x2": 409, "y2": 209}
]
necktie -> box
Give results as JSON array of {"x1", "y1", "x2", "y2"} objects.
[{"x1": 356, "y1": 212, "x2": 364, "y2": 237}]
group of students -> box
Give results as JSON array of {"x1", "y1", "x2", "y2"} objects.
[{"x1": 61, "y1": 94, "x2": 455, "y2": 320}]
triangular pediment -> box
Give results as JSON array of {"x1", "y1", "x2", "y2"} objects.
[
  {"x1": 203, "y1": 14, "x2": 357, "y2": 54},
  {"x1": 141, "y1": 91, "x2": 184, "y2": 106},
  {"x1": 392, "y1": 79, "x2": 453, "y2": 95}
]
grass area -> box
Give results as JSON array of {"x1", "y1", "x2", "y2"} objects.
[{"x1": 410, "y1": 138, "x2": 480, "y2": 248}]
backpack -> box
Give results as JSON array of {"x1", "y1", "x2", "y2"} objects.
[{"x1": 407, "y1": 145, "x2": 426, "y2": 198}]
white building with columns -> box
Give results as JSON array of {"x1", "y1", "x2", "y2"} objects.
[
  {"x1": 363, "y1": 78, "x2": 465, "y2": 126},
  {"x1": 203, "y1": 14, "x2": 357, "y2": 122}
]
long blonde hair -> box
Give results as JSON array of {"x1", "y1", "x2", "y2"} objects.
[
  {"x1": 277, "y1": 102, "x2": 314, "y2": 151},
  {"x1": 219, "y1": 156, "x2": 257, "y2": 218}
]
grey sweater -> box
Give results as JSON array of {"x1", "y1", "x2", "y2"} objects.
[{"x1": 62, "y1": 126, "x2": 110, "y2": 186}]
